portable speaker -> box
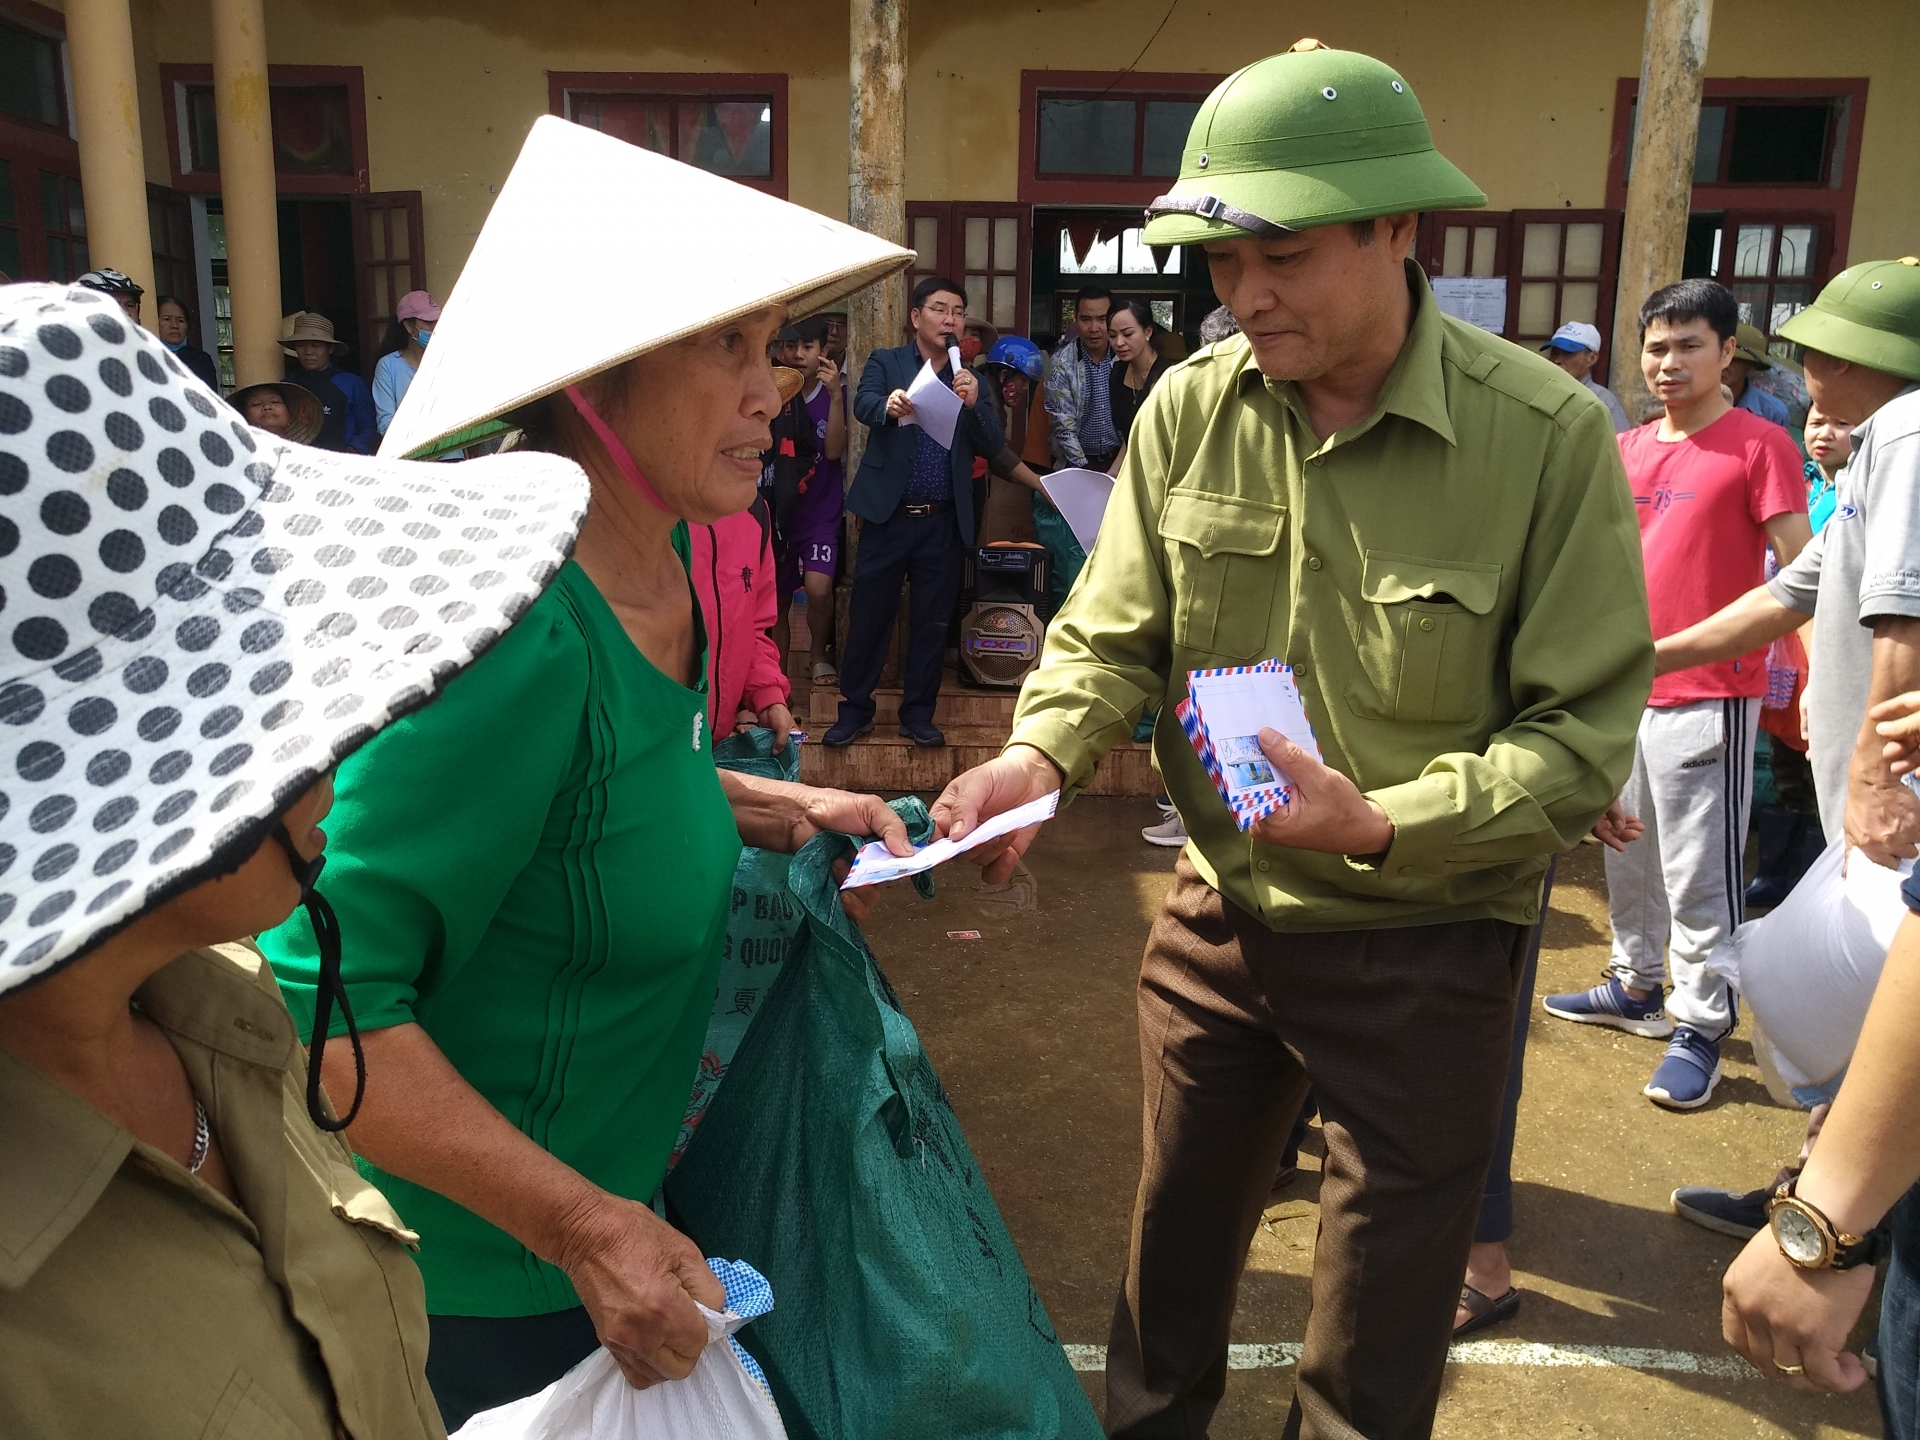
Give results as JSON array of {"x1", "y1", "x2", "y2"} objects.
[{"x1": 960, "y1": 600, "x2": 1044, "y2": 687}]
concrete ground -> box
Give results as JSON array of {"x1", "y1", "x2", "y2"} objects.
[{"x1": 861, "y1": 795, "x2": 1882, "y2": 1439}]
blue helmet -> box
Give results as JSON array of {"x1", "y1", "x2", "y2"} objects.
[{"x1": 984, "y1": 334, "x2": 1045, "y2": 380}]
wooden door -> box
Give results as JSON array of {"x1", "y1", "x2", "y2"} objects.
[
  {"x1": 146, "y1": 185, "x2": 197, "y2": 335},
  {"x1": 350, "y1": 191, "x2": 425, "y2": 375}
]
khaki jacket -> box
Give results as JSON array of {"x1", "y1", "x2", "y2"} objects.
[
  {"x1": 1010, "y1": 263, "x2": 1654, "y2": 930},
  {"x1": 0, "y1": 943, "x2": 444, "y2": 1440}
]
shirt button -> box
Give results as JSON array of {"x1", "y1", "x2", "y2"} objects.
[
  {"x1": 1294, "y1": 661, "x2": 1309, "y2": 677},
  {"x1": 1307, "y1": 556, "x2": 1323, "y2": 571},
  {"x1": 1257, "y1": 859, "x2": 1271, "y2": 872},
  {"x1": 1419, "y1": 617, "x2": 1435, "y2": 632},
  {"x1": 1311, "y1": 456, "x2": 1325, "y2": 467},
  {"x1": 1398, "y1": 865, "x2": 1413, "y2": 876},
  {"x1": 1525, "y1": 903, "x2": 1539, "y2": 920}
]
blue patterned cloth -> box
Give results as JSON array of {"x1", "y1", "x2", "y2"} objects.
[
  {"x1": 904, "y1": 420, "x2": 952, "y2": 503},
  {"x1": 707, "y1": 1257, "x2": 775, "y2": 1397}
]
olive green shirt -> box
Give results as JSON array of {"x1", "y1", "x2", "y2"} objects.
[
  {"x1": 0, "y1": 944, "x2": 444, "y2": 1440},
  {"x1": 1009, "y1": 264, "x2": 1653, "y2": 930}
]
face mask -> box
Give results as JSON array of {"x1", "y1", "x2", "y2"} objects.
[
  {"x1": 162, "y1": 338, "x2": 185, "y2": 353},
  {"x1": 414, "y1": 325, "x2": 432, "y2": 346},
  {"x1": 959, "y1": 335, "x2": 984, "y2": 364}
]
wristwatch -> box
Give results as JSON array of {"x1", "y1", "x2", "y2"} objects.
[{"x1": 1766, "y1": 1179, "x2": 1885, "y2": 1271}]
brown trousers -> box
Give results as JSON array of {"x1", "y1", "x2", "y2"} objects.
[{"x1": 1106, "y1": 857, "x2": 1529, "y2": 1440}]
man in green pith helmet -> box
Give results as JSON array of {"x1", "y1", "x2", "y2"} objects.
[{"x1": 931, "y1": 40, "x2": 1652, "y2": 1436}]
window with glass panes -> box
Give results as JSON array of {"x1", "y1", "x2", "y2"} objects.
[
  {"x1": 0, "y1": 18, "x2": 62, "y2": 130},
  {"x1": 0, "y1": 158, "x2": 19, "y2": 278},
  {"x1": 1510, "y1": 212, "x2": 1618, "y2": 348},
  {"x1": 554, "y1": 75, "x2": 787, "y2": 197},
  {"x1": 1020, "y1": 72, "x2": 1224, "y2": 208},
  {"x1": 1035, "y1": 93, "x2": 1202, "y2": 179},
  {"x1": 1611, "y1": 79, "x2": 1865, "y2": 351},
  {"x1": 38, "y1": 169, "x2": 84, "y2": 280},
  {"x1": 906, "y1": 202, "x2": 1031, "y2": 336}
]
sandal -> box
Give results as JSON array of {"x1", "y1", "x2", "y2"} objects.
[
  {"x1": 1453, "y1": 1283, "x2": 1520, "y2": 1339},
  {"x1": 811, "y1": 660, "x2": 838, "y2": 683}
]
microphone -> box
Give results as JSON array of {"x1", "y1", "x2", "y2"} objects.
[{"x1": 945, "y1": 333, "x2": 963, "y2": 378}]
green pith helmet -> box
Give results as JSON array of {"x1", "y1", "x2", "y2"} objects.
[
  {"x1": 1142, "y1": 40, "x2": 1486, "y2": 245},
  {"x1": 1778, "y1": 258, "x2": 1920, "y2": 381}
]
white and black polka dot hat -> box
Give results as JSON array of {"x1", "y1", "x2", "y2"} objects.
[{"x1": 0, "y1": 284, "x2": 591, "y2": 993}]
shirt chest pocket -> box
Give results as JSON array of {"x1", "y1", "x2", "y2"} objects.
[
  {"x1": 1346, "y1": 550, "x2": 1505, "y2": 726},
  {"x1": 1161, "y1": 491, "x2": 1286, "y2": 661}
]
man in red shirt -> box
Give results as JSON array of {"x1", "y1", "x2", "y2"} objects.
[{"x1": 1545, "y1": 280, "x2": 1810, "y2": 1109}]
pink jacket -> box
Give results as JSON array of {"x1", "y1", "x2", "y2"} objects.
[{"x1": 689, "y1": 499, "x2": 790, "y2": 730}]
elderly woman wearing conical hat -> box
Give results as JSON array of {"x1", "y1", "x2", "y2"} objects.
[
  {"x1": 0, "y1": 282, "x2": 591, "y2": 1435},
  {"x1": 256, "y1": 116, "x2": 916, "y2": 1428}
]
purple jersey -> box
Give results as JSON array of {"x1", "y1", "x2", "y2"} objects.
[{"x1": 793, "y1": 380, "x2": 845, "y2": 528}]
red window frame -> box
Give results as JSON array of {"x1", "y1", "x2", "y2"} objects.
[
  {"x1": 0, "y1": 0, "x2": 69, "y2": 138},
  {"x1": 548, "y1": 72, "x2": 788, "y2": 199},
  {"x1": 0, "y1": 0, "x2": 78, "y2": 283},
  {"x1": 1019, "y1": 70, "x2": 1224, "y2": 207},
  {"x1": 905, "y1": 201, "x2": 1032, "y2": 337},
  {"x1": 159, "y1": 63, "x2": 371, "y2": 195},
  {"x1": 1605, "y1": 77, "x2": 1869, "y2": 269}
]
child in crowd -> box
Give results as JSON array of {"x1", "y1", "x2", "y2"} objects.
[
  {"x1": 1804, "y1": 405, "x2": 1856, "y2": 531},
  {"x1": 772, "y1": 317, "x2": 847, "y2": 683}
]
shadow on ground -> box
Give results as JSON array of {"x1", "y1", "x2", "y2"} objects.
[{"x1": 862, "y1": 798, "x2": 1882, "y2": 1439}]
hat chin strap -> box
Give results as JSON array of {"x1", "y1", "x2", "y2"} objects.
[
  {"x1": 272, "y1": 825, "x2": 365, "y2": 1133},
  {"x1": 1144, "y1": 192, "x2": 1295, "y2": 239},
  {"x1": 563, "y1": 385, "x2": 674, "y2": 513}
]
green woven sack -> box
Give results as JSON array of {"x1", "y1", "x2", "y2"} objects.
[{"x1": 668, "y1": 732, "x2": 1099, "y2": 1438}]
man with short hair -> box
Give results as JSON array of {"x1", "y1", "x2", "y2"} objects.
[
  {"x1": 1044, "y1": 285, "x2": 1120, "y2": 470},
  {"x1": 1728, "y1": 321, "x2": 1794, "y2": 428},
  {"x1": 1544, "y1": 280, "x2": 1809, "y2": 1110},
  {"x1": 1647, "y1": 258, "x2": 1920, "y2": 1234},
  {"x1": 826, "y1": 276, "x2": 1004, "y2": 750},
  {"x1": 1541, "y1": 321, "x2": 1631, "y2": 431},
  {"x1": 930, "y1": 44, "x2": 1651, "y2": 1437}
]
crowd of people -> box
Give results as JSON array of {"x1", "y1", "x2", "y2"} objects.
[{"x1": 6, "y1": 36, "x2": 1920, "y2": 1440}]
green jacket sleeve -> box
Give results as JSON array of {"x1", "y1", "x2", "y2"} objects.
[
  {"x1": 1006, "y1": 379, "x2": 1177, "y2": 790},
  {"x1": 1364, "y1": 397, "x2": 1652, "y2": 874},
  {"x1": 259, "y1": 590, "x2": 587, "y2": 1035}
]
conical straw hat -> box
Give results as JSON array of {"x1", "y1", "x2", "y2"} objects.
[{"x1": 381, "y1": 116, "x2": 914, "y2": 459}]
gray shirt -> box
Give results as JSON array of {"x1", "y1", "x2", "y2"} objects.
[
  {"x1": 1583, "y1": 375, "x2": 1632, "y2": 433},
  {"x1": 1768, "y1": 384, "x2": 1920, "y2": 838}
]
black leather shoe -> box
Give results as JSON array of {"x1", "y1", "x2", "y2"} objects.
[
  {"x1": 823, "y1": 717, "x2": 874, "y2": 748},
  {"x1": 899, "y1": 720, "x2": 946, "y2": 747}
]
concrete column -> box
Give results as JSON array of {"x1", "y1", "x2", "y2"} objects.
[
  {"x1": 210, "y1": 0, "x2": 282, "y2": 386},
  {"x1": 846, "y1": 0, "x2": 907, "y2": 489},
  {"x1": 1609, "y1": 0, "x2": 1713, "y2": 419},
  {"x1": 64, "y1": 0, "x2": 156, "y2": 312}
]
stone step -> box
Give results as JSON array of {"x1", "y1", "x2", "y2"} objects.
[
  {"x1": 793, "y1": 678, "x2": 1019, "y2": 728},
  {"x1": 797, "y1": 726, "x2": 1158, "y2": 797}
]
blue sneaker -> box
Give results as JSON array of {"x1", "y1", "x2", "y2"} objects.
[
  {"x1": 1541, "y1": 976, "x2": 1675, "y2": 1039},
  {"x1": 1644, "y1": 1027, "x2": 1722, "y2": 1110}
]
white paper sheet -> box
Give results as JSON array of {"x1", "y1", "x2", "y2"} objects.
[
  {"x1": 840, "y1": 791, "x2": 1060, "y2": 889},
  {"x1": 1038, "y1": 467, "x2": 1116, "y2": 552},
  {"x1": 1430, "y1": 277, "x2": 1507, "y2": 334},
  {"x1": 1187, "y1": 666, "x2": 1320, "y2": 802},
  {"x1": 900, "y1": 359, "x2": 963, "y2": 449}
]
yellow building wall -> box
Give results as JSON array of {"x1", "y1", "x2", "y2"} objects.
[{"x1": 120, "y1": 0, "x2": 1916, "y2": 299}]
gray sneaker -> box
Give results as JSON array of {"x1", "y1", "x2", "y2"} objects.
[{"x1": 1142, "y1": 813, "x2": 1188, "y2": 847}]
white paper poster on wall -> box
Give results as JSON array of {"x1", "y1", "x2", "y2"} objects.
[{"x1": 1431, "y1": 278, "x2": 1508, "y2": 334}]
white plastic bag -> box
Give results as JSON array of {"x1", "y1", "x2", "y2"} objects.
[
  {"x1": 452, "y1": 1260, "x2": 786, "y2": 1440},
  {"x1": 1708, "y1": 837, "x2": 1913, "y2": 1091}
]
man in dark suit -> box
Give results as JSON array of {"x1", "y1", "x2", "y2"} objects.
[{"x1": 826, "y1": 276, "x2": 1006, "y2": 748}]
